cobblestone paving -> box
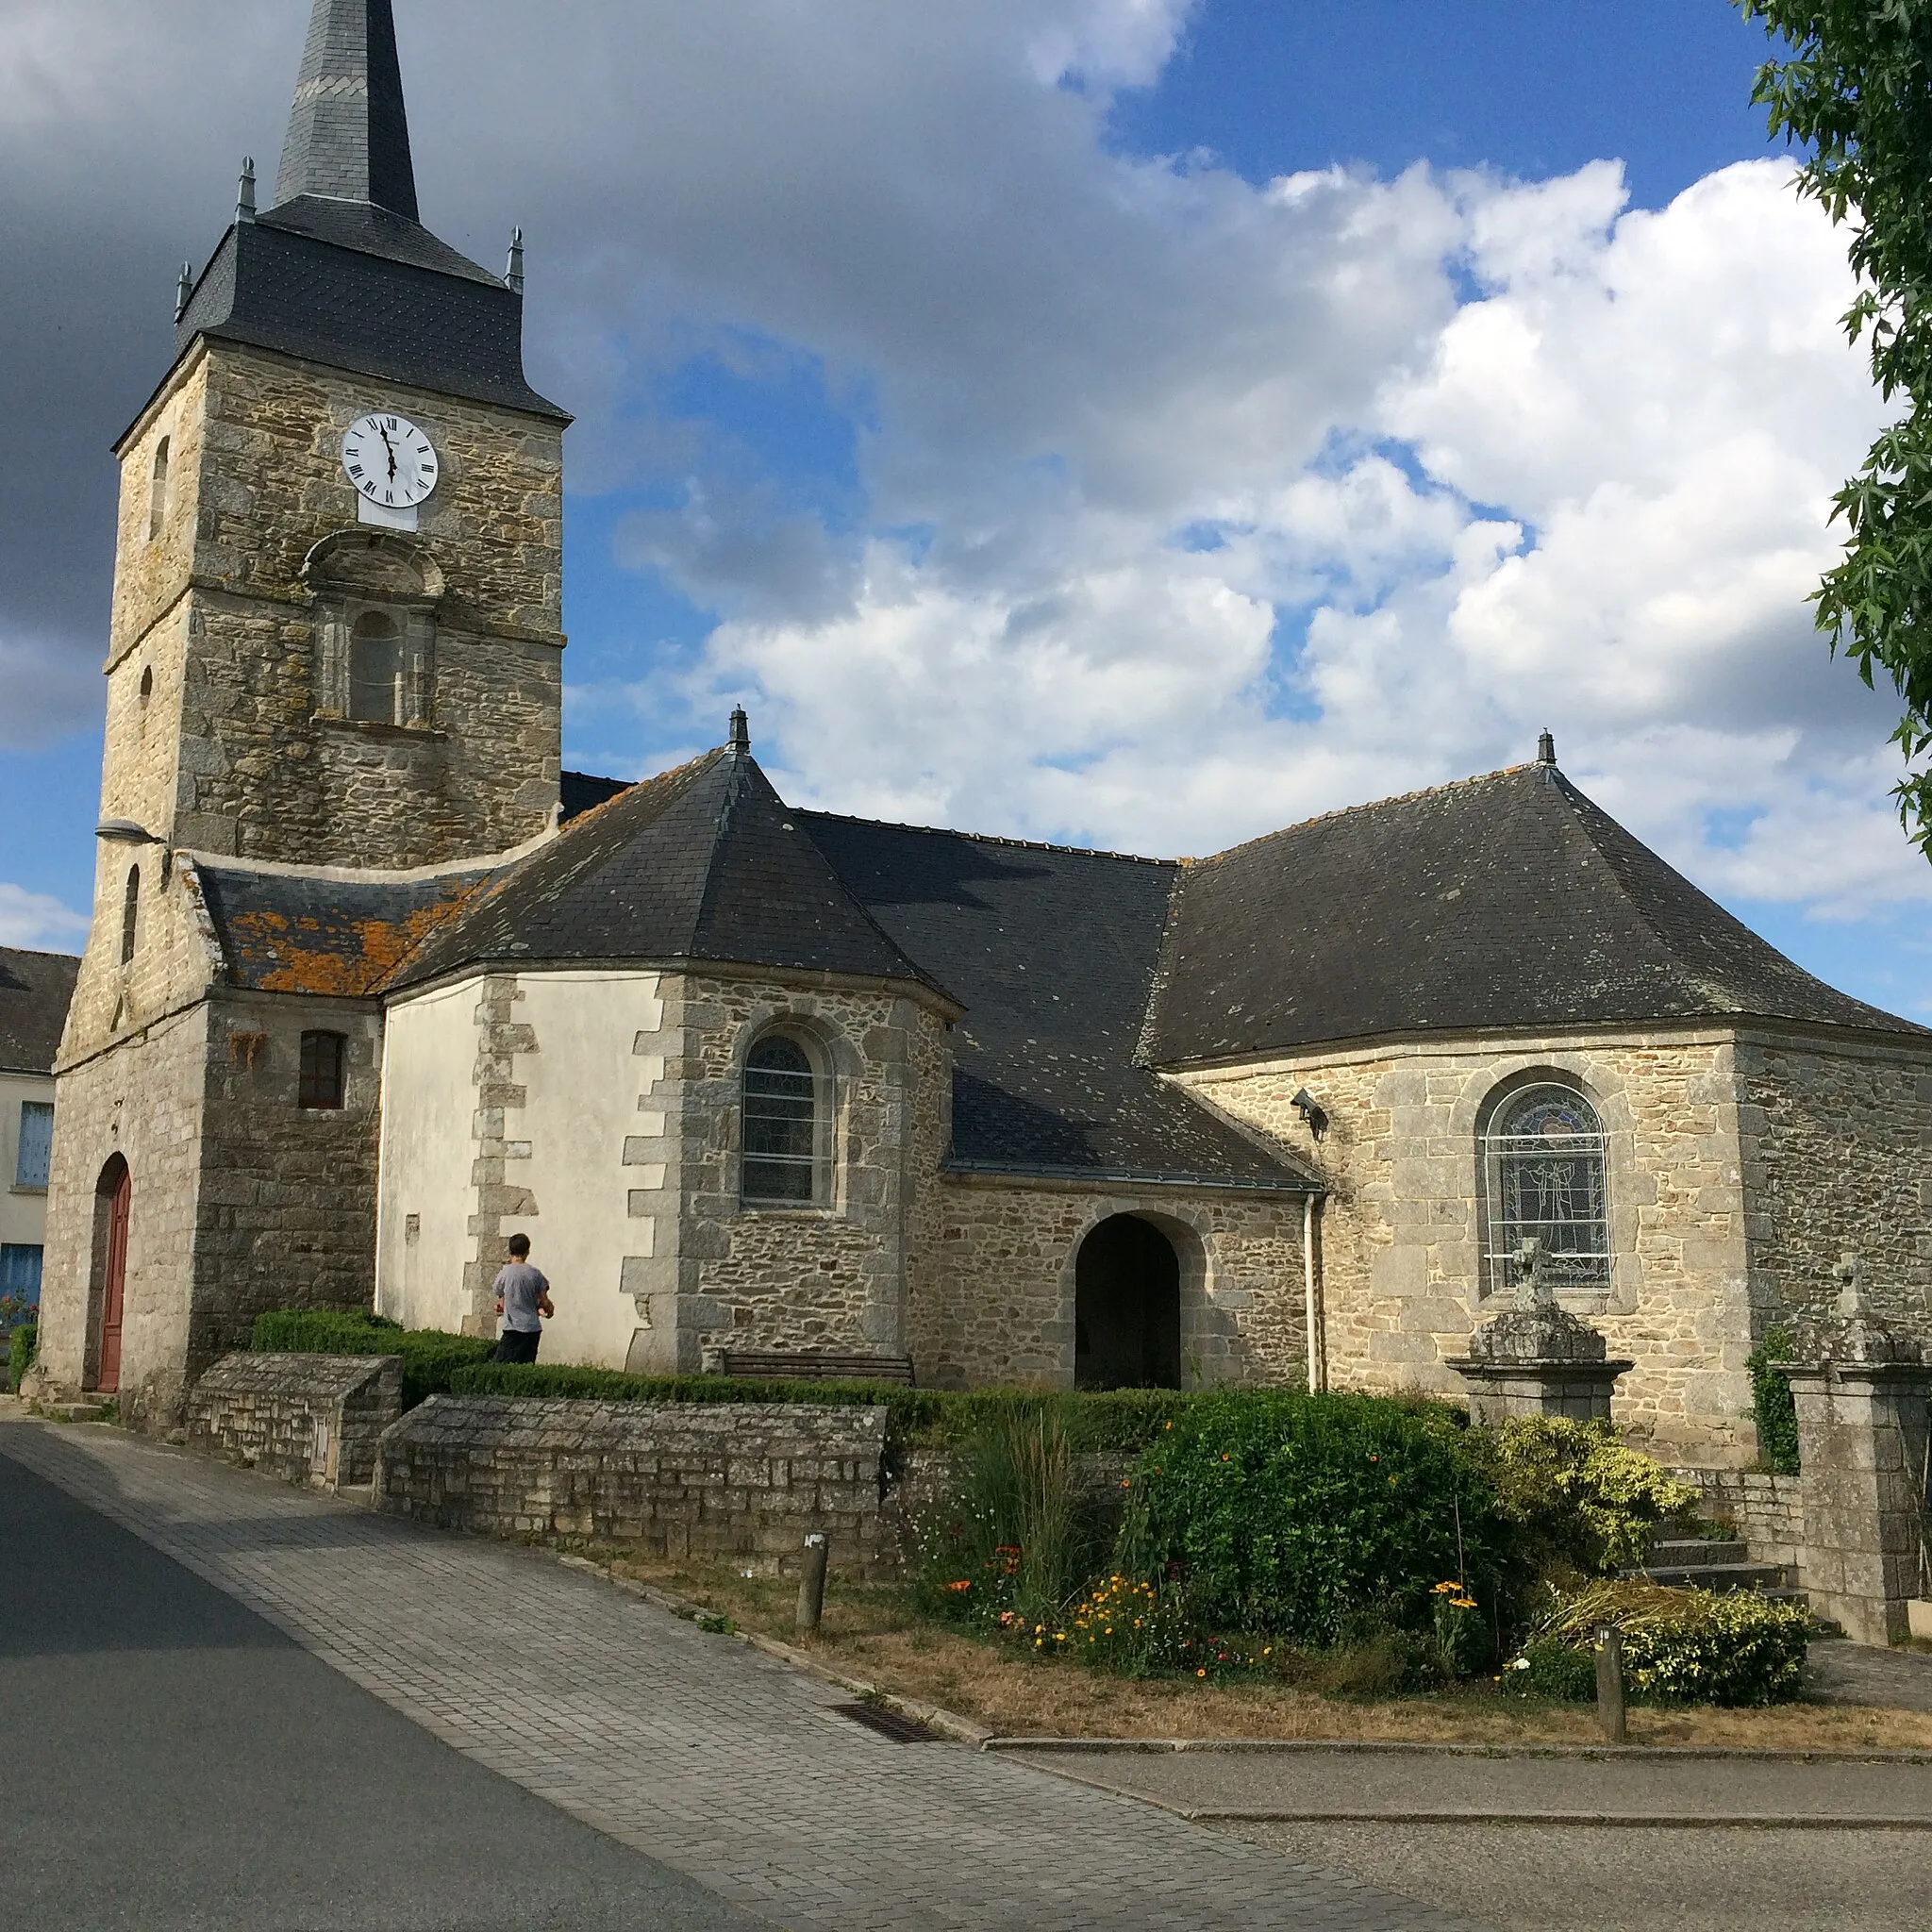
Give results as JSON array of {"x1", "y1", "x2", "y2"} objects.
[{"x1": 0, "y1": 1421, "x2": 1473, "y2": 1932}]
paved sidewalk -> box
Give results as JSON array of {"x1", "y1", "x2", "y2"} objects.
[
  {"x1": 1005, "y1": 1740, "x2": 1932, "y2": 1824},
  {"x1": 0, "y1": 1420, "x2": 1469, "y2": 1932},
  {"x1": 1808, "y1": 1638, "x2": 1932, "y2": 1713}
]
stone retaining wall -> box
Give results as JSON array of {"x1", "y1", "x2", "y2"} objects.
[
  {"x1": 1670, "y1": 1465, "x2": 1805, "y2": 1570},
  {"x1": 374, "y1": 1396, "x2": 898, "y2": 1579},
  {"x1": 186, "y1": 1351, "x2": 402, "y2": 1490}
]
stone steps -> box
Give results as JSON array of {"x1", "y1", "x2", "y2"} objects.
[
  {"x1": 33, "y1": 1401, "x2": 111, "y2": 1424},
  {"x1": 1624, "y1": 1540, "x2": 1796, "y2": 1595}
]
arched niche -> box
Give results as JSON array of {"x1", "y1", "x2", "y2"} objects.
[
  {"x1": 1074, "y1": 1213, "x2": 1183, "y2": 1390},
  {"x1": 301, "y1": 530, "x2": 443, "y2": 727}
]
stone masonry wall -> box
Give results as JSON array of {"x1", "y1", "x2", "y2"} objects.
[
  {"x1": 187, "y1": 1350, "x2": 403, "y2": 1490},
  {"x1": 1178, "y1": 1027, "x2": 1759, "y2": 1465},
  {"x1": 191, "y1": 991, "x2": 384, "y2": 1376},
  {"x1": 1736, "y1": 1031, "x2": 1932, "y2": 1346},
  {"x1": 375, "y1": 1396, "x2": 897, "y2": 1579},
  {"x1": 37, "y1": 1007, "x2": 210, "y2": 1430},
  {"x1": 111, "y1": 341, "x2": 563, "y2": 872},
  {"x1": 916, "y1": 1177, "x2": 1308, "y2": 1391},
  {"x1": 672, "y1": 974, "x2": 952, "y2": 1367}
]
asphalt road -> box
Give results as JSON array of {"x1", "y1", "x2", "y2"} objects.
[{"x1": 0, "y1": 1451, "x2": 766, "y2": 1932}]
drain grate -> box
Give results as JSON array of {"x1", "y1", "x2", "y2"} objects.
[{"x1": 834, "y1": 1700, "x2": 943, "y2": 1742}]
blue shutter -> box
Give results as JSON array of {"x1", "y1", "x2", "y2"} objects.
[
  {"x1": 14, "y1": 1102, "x2": 52, "y2": 1190},
  {"x1": 0, "y1": 1245, "x2": 42, "y2": 1301}
]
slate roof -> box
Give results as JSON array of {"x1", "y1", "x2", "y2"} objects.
[
  {"x1": 391, "y1": 749, "x2": 944, "y2": 996},
  {"x1": 0, "y1": 948, "x2": 78, "y2": 1076},
  {"x1": 194, "y1": 865, "x2": 492, "y2": 998},
  {"x1": 800, "y1": 815, "x2": 1316, "y2": 1191},
  {"x1": 138, "y1": 0, "x2": 567, "y2": 433},
  {"x1": 275, "y1": 0, "x2": 420, "y2": 218},
  {"x1": 559, "y1": 770, "x2": 633, "y2": 824},
  {"x1": 1142, "y1": 760, "x2": 1928, "y2": 1066}
]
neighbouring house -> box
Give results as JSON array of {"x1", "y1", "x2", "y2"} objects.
[
  {"x1": 0, "y1": 948, "x2": 80, "y2": 1324},
  {"x1": 31, "y1": 0, "x2": 1932, "y2": 1464}
]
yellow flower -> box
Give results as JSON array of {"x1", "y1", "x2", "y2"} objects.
[{"x1": 1196, "y1": 1668, "x2": 1208, "y2": 1678}]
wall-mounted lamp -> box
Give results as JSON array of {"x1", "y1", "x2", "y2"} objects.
[
  {"x1": 96, "y1": 818, "x2": 158, "y2": 844},
  {"x1": 1291, "y1": 1088, "x2": 1328, "y2": 1141}
]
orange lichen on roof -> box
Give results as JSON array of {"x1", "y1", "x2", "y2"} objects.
[{"x1": 227, "y1": 885, "x2": 489, "y2": 996}]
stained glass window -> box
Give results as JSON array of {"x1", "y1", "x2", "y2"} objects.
[
  {"x1": 742, "y1": 1035, "x2": 822, "y2": 1205},
  {"x1": 1482, "y1": 1083, "x2": 1609, "y2": 1292}
]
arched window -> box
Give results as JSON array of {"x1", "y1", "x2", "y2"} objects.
[
  {"x1": 348, "y1": 611, "x2": 404, "y2": 724},
  {"x1": 741, "y1": 1034, "x2": 824, "y2": 1205},
  {"x1": 1481, "y1": 1081, "x2": 1610, "y2": 1293},
  {"x1": 148, "y1": 437, "x2": 170, "y2": 541},
  {"x1": 120, "y1": 867, "x2": 140, "y2": 965}
]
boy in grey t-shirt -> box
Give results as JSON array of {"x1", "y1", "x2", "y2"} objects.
[{"x1": 491, "y1": 1233, "x2": 554, "y2": 1363}]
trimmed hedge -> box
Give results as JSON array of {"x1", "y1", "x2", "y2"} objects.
[
  {"x1": 248, "y1": 1310, "x2": 492, "y2": 1407},
  {"x1": 1115, "y1": 1388, "x2": 1503, "y2": 1646},
  {"x1": 446, "y1": 1362, "x2": 1193, "y2": 1452}
]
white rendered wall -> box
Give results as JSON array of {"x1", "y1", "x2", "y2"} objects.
[
  {"x1": 0, "y1": 1070, "x2": 55, "y2": 1254},
  {"x1": 505, "y1": 972, "x2": 667, "y2": 1370},
  {"x1": 375, "y1": 976, "x2": 478, "y2": 1333}
]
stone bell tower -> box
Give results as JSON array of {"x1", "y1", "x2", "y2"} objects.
[
  {"x1": 36, "y1": 0, "x2": 571, "y2": 1428},
  {"x1": 102, "y1": 0, "x2": 570, "y2": 877}
]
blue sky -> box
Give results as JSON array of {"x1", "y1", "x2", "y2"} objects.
[{"x1": 5, "y1": 0, "x2": 1927, "y2": 1019}]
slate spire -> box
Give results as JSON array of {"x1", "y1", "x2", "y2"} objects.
[{"x1": 274, "y1": 0, "x2": 420, "y2": 219}]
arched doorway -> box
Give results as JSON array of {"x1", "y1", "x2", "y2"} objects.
[
  {"x1": 1074, "y1": 1214, "x2": 1181, "y2": 1390},
  {"x1": 88, "y1": 1156, "x2": 131, "y2": 1394}
]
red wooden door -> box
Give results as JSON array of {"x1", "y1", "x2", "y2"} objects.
[{"x1": 96, "y1": 1164, "x2": 130, "y2": 1393}]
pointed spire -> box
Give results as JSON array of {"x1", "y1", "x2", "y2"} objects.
[
  {"x1": 274, "y1": 0, "x2": 420, "y2": 219},
  {"x1": 237, "y1": 157, "x2": 257, "y2": 223},
  {"x1": 505, "y1": 226, "x2": 525, "y2": 295}
]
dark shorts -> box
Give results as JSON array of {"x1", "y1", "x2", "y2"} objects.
[{"x1": 493, "y1": 1328, "x2": 541, "y2": 1364}]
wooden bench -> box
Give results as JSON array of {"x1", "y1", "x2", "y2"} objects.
[{"x1": 706, "y1": 1348, "x2": 916, "y2": 1387}]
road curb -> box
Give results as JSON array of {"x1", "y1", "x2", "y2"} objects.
[{"x1": 985, "y1": 1735, "x2": 1932, "y2": 1763}]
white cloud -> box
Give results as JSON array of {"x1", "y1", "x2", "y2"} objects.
[
  {"x1": 4, "y1": 1, "x2": 1925, "y2": 934},
  {"x1": 0, "y1": 884, "x2": 86, "y2": 953}
]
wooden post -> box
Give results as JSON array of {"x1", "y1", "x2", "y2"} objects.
[
  {"x1": 796, "y1": 1532, "x2": 828, "y2": 1634},
  {"x1": 1594, "y1": 1623, "x2": 1626, "y2": 1744}
]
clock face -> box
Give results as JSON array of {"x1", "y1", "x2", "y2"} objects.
[{"x1": 341, "y1": 412, "x2": 440, "y2": 509}]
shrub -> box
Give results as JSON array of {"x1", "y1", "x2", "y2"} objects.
[
  {"x1": 1113, "y1": 1389, "x2": 1502, "y2": 1647},
  {"x1": 250, "y1": 1309, "x2": 492, "y2": 1407},
  {"x1": 1747, "y1": 1324, "x2": 1801, "y2": 1474},
  {"x1": 1502, "y1": 1634, "x2": 1598, "y2": 1702},
  {"x1": 1537, "y1": 1578, "x2": 1809, "y2": 1706},
  {"x1": 8, "y1": 1321, "x2": 37, "y2": 1394},
  {"x1": 1468, "y1": 1417, "x2": 1700, "y2": 1574}
]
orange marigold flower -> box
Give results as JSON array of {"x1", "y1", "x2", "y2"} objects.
[{"x1": 1196, "y1": 1668, "x2": 1208, "y2": 1678}]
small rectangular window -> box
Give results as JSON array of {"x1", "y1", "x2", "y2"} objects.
[
  {"x1": 14, "y1": 1102, "x2": 53, "y2": 1191},
  {"x1": 0, "y1": 1244, "x2": 42, "y2": 1301},
  {"x1": 298, "y1": 1031, "x2": 347, "y2": 1109}
]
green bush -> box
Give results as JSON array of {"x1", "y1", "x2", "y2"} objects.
[
  {"x1": 1468, "y1": 1417, "x2": 1699, "y2": 1574},
  {"x1": 250, "y1": 1309, "x2": 492, "y2": 1407},
  {"x1": 1113, "y1": 1389, "x2": 1501, "y2": 1647},
  {"x1": 1539, "y1": 1578, "x2": 1809, "y2": 1706},
  {"x1": 1502, "y1": 1634, "x2": 1598, "y2": 1702},
  {"x1": 8, "y1": 1321, "x2": 38, "y2": 1394},
  {"x1": 1747, "y1": 1324, "x2": 1800, "y2": 1474}
]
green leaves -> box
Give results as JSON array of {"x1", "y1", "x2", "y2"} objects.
[{"x1": 1740, "y1": 1, "x2": 1932, "y2": 851}]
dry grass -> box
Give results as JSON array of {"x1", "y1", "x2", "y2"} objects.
[{"x1": 577, "y1": 1547, "x2": 1932, "y2": 1753}]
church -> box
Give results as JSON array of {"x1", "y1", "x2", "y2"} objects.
[{"x1": 34, "y1": 0, "x2": 1932, "y2": 1466}]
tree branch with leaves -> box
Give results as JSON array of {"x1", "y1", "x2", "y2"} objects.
[{"x1": 1741, "y1": 0, "x2": 1932, "y2": 851}]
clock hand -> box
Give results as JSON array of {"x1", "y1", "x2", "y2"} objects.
[{"x1": 377, "y1": 424, "x2": 397, "y2": 478}]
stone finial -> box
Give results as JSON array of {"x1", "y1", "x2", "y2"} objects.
[
  {"x1": 505, "y1": 226, "x2": 525, "y2": 295},
  {"x1": 237, "y1": 157, "x2": 258, "y2": 223},
  {"x1": 1796, "y1": 1251, "x2": 1923, "y2": 1368},
  {"x1": 728, "y1": 707, "x2": 751, "y2": 754},
  {"x1": 1512, "y1": 1237, "x2": 1554, "y2": 1311}
]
